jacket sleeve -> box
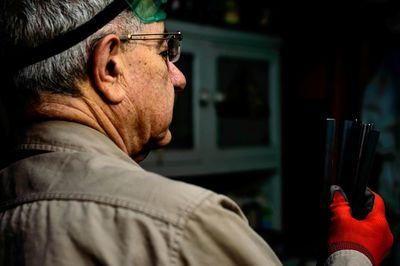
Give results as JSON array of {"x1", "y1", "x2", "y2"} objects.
[
  {"x1": 324, "y1": 250, "x2": 373, "y2": 266},
  {"x1": 177, "y1": 194, "x2": 282, "y2": 266}
]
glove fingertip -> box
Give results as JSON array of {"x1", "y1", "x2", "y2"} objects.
[
  {"x1": 330, "y1": 185, "x2": 348, "y2": 203},
  {"x1": 368, "y1": 189, "x2": 387, "y2": 216}
]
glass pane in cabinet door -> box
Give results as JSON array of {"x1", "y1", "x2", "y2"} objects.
[
  {"x1": 167, "y1": 52, "x2": 194, "y2": 149},
  {"x1": 216, "y1": 56, "x2": 270, "y2": 148}
]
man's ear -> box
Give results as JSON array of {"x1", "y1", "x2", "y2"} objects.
[{"x1": 90, "y1": 34, "x2": 125, "y2": 103}]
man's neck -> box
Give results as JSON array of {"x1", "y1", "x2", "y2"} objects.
[{"x1": 26, "y1": 91, "x2": 129, "y2": 155}]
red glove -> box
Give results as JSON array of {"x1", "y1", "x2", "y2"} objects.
[{"x1": 327, "y1": 186, "x2": 393, "y2": 266}]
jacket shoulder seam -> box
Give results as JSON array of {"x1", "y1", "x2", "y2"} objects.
[{"x1": 0, "y1": 192, "x2": 186, "y2": 226}]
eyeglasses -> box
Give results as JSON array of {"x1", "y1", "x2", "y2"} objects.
[{"x1": 119, "y1": 31, "x2": 182, "y2": 63}]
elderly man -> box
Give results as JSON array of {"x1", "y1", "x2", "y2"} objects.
[{"x1": 0, "y1": 0, "x2": 393, "y2": 265}]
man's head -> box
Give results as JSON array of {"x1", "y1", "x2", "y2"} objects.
[
  {"x1": 0, "y1": 0, "x2": 186, "y2": 160},
  {"x1": 0, "y1": 0, "x2": 157, "y2": 97}
]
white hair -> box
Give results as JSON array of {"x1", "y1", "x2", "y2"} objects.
[{"x1": 0, "y1": 0, "x2": 143, "y2": 98}]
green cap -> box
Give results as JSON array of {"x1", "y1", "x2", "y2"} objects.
[{"x1": 125, "y1": 0, "x2": 167, "y2": 23}]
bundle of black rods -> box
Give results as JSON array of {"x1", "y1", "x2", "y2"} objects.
[{"x1": 324, "y1": 118, "x2": 380, "y2": 220}]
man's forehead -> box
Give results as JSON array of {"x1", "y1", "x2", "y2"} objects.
[{"x1": 141, "y1": 21, "x2": 165, "y2": 33}]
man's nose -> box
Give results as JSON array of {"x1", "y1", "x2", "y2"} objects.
[{"x1": 168, "y1": 61, "x2": 186, "y2": 91}]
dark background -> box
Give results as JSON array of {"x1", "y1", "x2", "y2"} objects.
[{"x1": 1, "y1": 0, "x2": 400, "y2": 264}]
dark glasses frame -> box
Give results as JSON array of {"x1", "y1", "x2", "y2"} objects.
[{"x1": 119, "y1": 31, "x2": 182, "y2": 63}]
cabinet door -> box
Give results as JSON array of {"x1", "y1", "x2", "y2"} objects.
[
  {"x1": 203, "y1": 35, "x2": 281, "y2": 173},
  {"x1": 215, "y1": 56, "x2": 271, "y2": 148}
]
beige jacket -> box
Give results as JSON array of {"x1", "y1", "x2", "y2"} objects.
[{"x1": 0, "y1": 121, "x2": 370, "y2": 265}]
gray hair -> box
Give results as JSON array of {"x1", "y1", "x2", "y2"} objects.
[{"x1": 0, "y1": 0, "x2": 143, "y2": 98}]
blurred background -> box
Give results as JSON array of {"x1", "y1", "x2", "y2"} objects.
[{"x1": 2, "y1": 0, "x2": 400, "y2": 265}]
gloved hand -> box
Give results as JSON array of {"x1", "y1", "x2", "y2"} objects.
[{"x1": 327, "y1": 185, "x2": 393, "y2": 266}]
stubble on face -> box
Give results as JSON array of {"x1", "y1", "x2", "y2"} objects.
[{"x1": 121, "y1": 22, "x2": 176, "y2": 160}]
